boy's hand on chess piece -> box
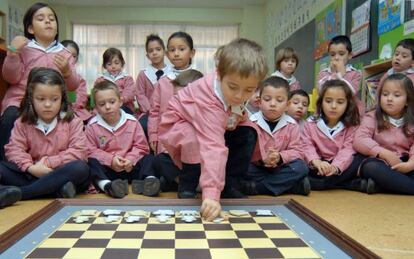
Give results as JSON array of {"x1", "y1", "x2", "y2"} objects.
[{"x1": 201, "y1": 199, "x2": 228, "y2": 222}]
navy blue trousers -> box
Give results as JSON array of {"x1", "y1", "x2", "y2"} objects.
[
  {"x1": 246, "y1": 159, "x2": 308, "y2": 196},
  {"x1": 360, "y1": 157, "x2": 414, "y2": 195},
  {"x1": 88, "y1": 154, "x2": 155, "y2": 183},
  {"x1": 308, "y1": 154, "x2": 364, "y2": 190},
  {"x1": 154, "y1": 125, "x2": 258, "y2": 192},
  {"x1": 0, "y1": 160, "x2": 90, "y2": 199}
]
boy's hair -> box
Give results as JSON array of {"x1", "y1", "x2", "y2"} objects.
[
  {"x1": 217, "y1": 38, "x2": 268, "y2": 81},
  {"x1": 24, "y1": 2, "x2": 59, "y2": 41},
  {"x1": 259, "y1": 76, "x2": 289, "y2": 96},
  {"x1": 376, "y1": 73, "x2": 414, "y2": 137},
  {"x1": 314, "y1": 79, "x2": 360, "y2": 127},
  {"x1": 275, "y1": 47, "x2": 299, "y2": 70},
  {"x1": 329, "y1": 35, "x2": 352, "y2": 53},
  {"x1": 102, "y1": 48, "x2": 125, "y2": 68},
  {"x1": 167, "y1": 31, "x2": 194, "y2": 50},
  {"x1": 92, "y1": 80, "x2": 121, "y2": 102},
  {"x1": 288, "y1": 89, "x2": 310, "y2": 104},
  {"x1": 145, "y1": 34, "x2": 165, "y2": 52},
  {"x1": 214, "y1": 45, "x2": 225, "y2": 67},
  {"x1": 20, "y1": 67, "x2": 73, "y2": 124},
  {"x1": 171, "y1": 69, "x2": 203, "y2": 87},
  {"x1": 396, "y1": 38, "x2": 414, "y2": 59}
]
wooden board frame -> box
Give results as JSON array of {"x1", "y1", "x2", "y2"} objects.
[{"x1": 0, "y1": 198, "x2": 379, "y2": 258}]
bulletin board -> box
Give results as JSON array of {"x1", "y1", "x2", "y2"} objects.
[
  {"x1": 345, "y1": 0, "x2": 380, "y2": 66},
  {"x1": 274, "y1": 20, "x2": 316, "y2": 92}
]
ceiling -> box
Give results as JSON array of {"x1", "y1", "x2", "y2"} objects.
[{"x1": 47, "y1": 0, "x2": 267, "y2": 8}]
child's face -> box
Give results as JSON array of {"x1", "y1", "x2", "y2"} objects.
[
  {"x1": 280, "y1": 57, "x2": 297, "y2": 76},
  {"x1": 322, "y1": 87, "x2": 347, "y2": 126},
  {"x1": 105, "y1": 56, "x2": 123, "y2": 76},
  {"x1": 28, "y1": 7, "x2": 57, "y2": 44},
  {"x1": 259, "y1": 86, "x2": 288, "y2": 121},
  {"x1": 329, "y1": 43, "x2": 351, "y2": 66},
  {"x1": 94, "y1": 89, "x2": 122, "y2": 126},
  {"x1": 287, "y1": 95, "x2": 309, "y2": 121},
  {"x1": 167, "y1": 37, "x2": 195, "y2": 70},
  {"x1": 392, "y1": 46, "x2": 413, "y2": 72},
  {"x1": 66, "y1": 45, "x2": 78, "y2": 64},
  {"x1": 248, "y1": 91, "x2": 260, "y2": 109},
  {"x1": 146, "y1": 40, "x2": 165, "y2": 66},
  {"x1": 32, "y1": 83, "x2": 62, "y2": 124},
  {"x1": 380, "y1": 80, "x2": 407, "y2": 119},
  {"x1": 220, "y1": 72, "x2": 259, "y2": 106}
]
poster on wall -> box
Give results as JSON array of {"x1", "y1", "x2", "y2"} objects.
[
  {"x1": 314, "y1": 0, "x2": 344, "y2": 60},
  {"x1": 378, "y1": 0, "x2": 404, "y2": 35},
  {"x1": 350, "y1": 0, "x2": 371, "y2": 57}
]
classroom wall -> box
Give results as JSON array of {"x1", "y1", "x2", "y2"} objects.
[
  {"x1": 264, "y1": 0, "x2": 335, "y2": 72},
  {"x1": 50, "y1": 4, "x2": 265, "y2": 48}
]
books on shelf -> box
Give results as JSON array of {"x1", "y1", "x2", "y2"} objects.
[{"x1": 364, "y1": 71, "x2": 385, "y2": 110}]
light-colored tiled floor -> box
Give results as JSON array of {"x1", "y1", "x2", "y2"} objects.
[{"x1": 1, "y1": 190, "x2": 413, "y2": 258}]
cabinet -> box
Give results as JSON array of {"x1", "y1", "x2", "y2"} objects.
[{"x1": 361, "y1": 59, "x2": 392, "y2": 110}]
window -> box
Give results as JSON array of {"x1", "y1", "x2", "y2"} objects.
[{"x1": 73, "y1": 24, "x2": 239, "y2": 90}]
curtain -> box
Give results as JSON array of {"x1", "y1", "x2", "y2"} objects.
[{"x1": 73, "y1": 24, "x2": 239, "y2": 92}]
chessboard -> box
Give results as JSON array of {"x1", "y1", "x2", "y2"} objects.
[{"x1": 0, "y1": 199, "x2": 378, "y2": 259}]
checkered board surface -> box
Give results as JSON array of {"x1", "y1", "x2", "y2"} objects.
[{"x1": 25, "y1": 210, "x2": 322, "y2": 259}]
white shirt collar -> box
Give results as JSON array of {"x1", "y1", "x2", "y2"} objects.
[
  {"x1": 271, "y1": 70, "x2": 297, "y2": 85},
  {"x1": 101, "y1": 70, "x2": 128, "y2": 83},
  {"x1": 316, "y1": 118, "x2": 345, "y2": 140},
  {"x1": 387, "y1": 115, "x2": 405, "y2": 128},
  {"x1": 27, "y1": 39, "x2": 64, "y2": 53},
  {"x1": 250, "y1": 111, "x2": 296, "y2": 135},
  {"x1": 166, "y1": 64, "x2": 194, "y2": 80},
  {"x1": 387, "y1": 67, "x2": 414, "y2": 76},
  {"x1": 144, "y1": 64, "x2": 172, "y2": 85},
  {"x1": 34, "y1": 112, "x2": 67, "y2": 135},
  {"x1": 89, "y1": 109, "x2": 136, "y2": 132}
]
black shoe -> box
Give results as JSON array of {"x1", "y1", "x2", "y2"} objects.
[
  {"x1": 309, "y1": 177, "x2": 325, "y2": 190},
  {"x1": 159, "y1": 176, "x2": 169, "y2": 192},
  {"x1": 122, "y1": 179, "x2": 129, "y2": 195},
  {"x1": 0, "y1": 186, "x2": 22, "y2": 208},
  {"x1": 221, "y1": 187, "x2": 246, "y2": 198},
  {"x1": 367, "y1": 178, "x2": 379, "y2": 194},
  {"x1": 178, "y1": 191, "x2": 197, "y2": 199},
  {"x1": 105, "y1": 179, "x2": 128, "y2": 198},
  {"x1": 240, "y1": 180, "x2": 258, "y2": 195},
  {"x1": 132, "y1": 177, "x2": 160, "y2": 197},
  {"x1": 290, "y1": 177, "x2": 311, "y2": 196},
  {"x1": 353, "y1": 178, "x2": 368, "y2": 193},
  {"x1": 57, "y1": 182, "x2": 76, "y2": 198}
]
